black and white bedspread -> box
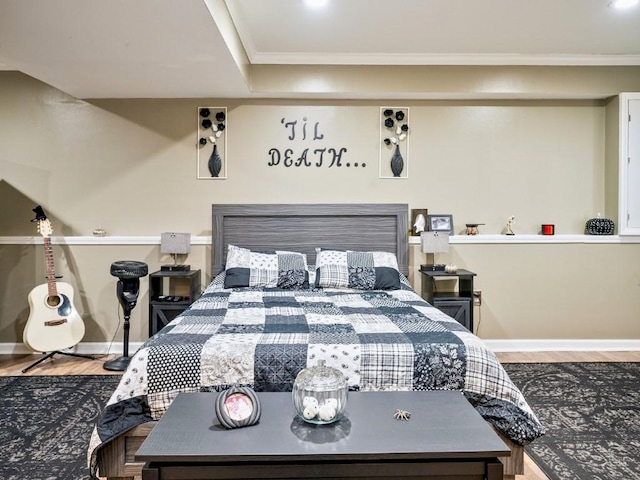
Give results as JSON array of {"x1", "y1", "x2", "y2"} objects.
[{"x1": 89, "y1": 276, "x2": 545, "y2": 474}]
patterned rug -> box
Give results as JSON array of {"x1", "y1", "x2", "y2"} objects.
[
  {"x1": 502, "y1": 362, "x2": 640, "y2": 480},
  {"x1": 0, "y1": 375, "x2": 121, "y2": 480}
]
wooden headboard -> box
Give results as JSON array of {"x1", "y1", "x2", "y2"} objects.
[{"x1": 212, "y1": 204, "x2": 409, "y2": 276}]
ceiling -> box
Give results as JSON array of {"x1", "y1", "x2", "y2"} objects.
[{"x1": 0, "y1": 0, "x2": 639, "y2": 99}]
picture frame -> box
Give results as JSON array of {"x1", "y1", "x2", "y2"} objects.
[
  {"x1": 215, "y1": 385, "x2": 261, "y2": 429},
  {"x1": 427, "y1": 214, "x2": 454, "y2": 234}
]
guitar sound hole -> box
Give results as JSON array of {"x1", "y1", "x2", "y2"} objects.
[{"x1": 47, "y1": 295, "x2": 61, "y2": 308}]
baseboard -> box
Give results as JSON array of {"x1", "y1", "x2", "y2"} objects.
[
  {"x1": 484, "y1": 339, "x2": 640, "y2": 352},
  {"x1": 0, "y1": 342, "x2": 146, "y2": 355},
  {"x1": 2, "y1": 339, "x2": 639, "y2": 355}
]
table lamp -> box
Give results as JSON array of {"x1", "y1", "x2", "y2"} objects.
[
  {"x1": 160, "y1": 232, "x2": 191, "y2": 271},
  {"x1": 420, "y1": 232, "x2": 449, "y2": 271}
]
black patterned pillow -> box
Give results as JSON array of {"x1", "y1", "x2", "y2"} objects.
[
  {"x1": 277, "y1": 252, "x2": 308, "y2": 289},
  {"x1": 315, "y1": 249, "x2": 400, "y2": 290},
  {"x1": 224, "y1": 245, "x2": 308, "y2": 289}
]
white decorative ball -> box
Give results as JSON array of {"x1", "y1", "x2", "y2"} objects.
[
  {"x1": 303, "y1": 396, "x2": 319, "y2": 409},
  {"x1": 318, "y1": 404, "x2": 337, "y2": 422},
  {"x1": 303, "y1": 405, "x2": 319, "y2": 420},
  {"x1": 324, "y1": 398, "x2": 338, "y2": 409}
]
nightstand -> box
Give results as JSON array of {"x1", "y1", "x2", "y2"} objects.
[
  {"x1": 149, "y1": 269, "x2": 201, "y2": 336},
  {"x1": 420, "y1": 268, "x2": 476, "y2": 332}
]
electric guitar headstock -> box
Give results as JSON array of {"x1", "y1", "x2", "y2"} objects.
[{"x1": 32, "y1": 205, "x2": 53, "y2": 238}]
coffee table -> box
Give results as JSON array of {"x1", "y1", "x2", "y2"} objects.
[{"x1": 136, "y1": 390, "x2": 510, "y2": 479}]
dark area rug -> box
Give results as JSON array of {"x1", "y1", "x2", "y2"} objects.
[
  {"x1": 502, "y1": 362, "x2": 640, "y2": 480},
  {"x1": 0, "y1": 375, "x2": 121, "y2": 480}
]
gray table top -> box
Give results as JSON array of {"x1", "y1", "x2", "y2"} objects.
[{"x1": 136, "y1": 391, "x2": 510, "y2": 463}]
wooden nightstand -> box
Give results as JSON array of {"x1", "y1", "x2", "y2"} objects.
[
  {"x1": 148, "y1": 269, "x2": 201, "y2": 336},
  {"x1": 420, "y1": 268, "x2": 476, "y2": 332}
]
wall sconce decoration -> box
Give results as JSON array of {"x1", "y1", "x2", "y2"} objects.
[
  {"x1": 197, "y1": 107, "x2": 227, "y2": 179},
  {"x1": 379, "y1": 107, "x2": 409, "y2": 179},
  {"x1": 160, "y1": 232, "x2": 191, "y2": 271}
]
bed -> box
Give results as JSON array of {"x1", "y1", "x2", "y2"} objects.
[{"x1": 89, "y1": 203, "x2": 544, "y2": 480}]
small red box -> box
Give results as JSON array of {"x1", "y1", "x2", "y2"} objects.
[{"x1": 541, "y1": 224, "x2": 555, "y2": 235}]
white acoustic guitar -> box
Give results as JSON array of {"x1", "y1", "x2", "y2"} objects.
[{"x1": 23, "y1": 206, "x2": 85, "y2": 353}]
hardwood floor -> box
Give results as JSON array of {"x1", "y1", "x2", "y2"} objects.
[
  {"x1": 495, "y1": 350, "x2": 640, "y2": 363},
  {"x1": 2, "y1": 350, "x2": 639, "y2": 480},
  {"x1": 0, "y1": 352, "x2": 123, "y2": 376}
]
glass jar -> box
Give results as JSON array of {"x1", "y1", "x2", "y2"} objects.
[{"x1": 292, "y1": 360, "x2": 348, "y2": 424}]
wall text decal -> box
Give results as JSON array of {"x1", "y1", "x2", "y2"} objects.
[{"x1": 268, "y1": 116, "x2": 365, "y2": 169}]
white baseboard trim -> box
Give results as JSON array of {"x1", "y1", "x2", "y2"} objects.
[
  {"x1": 484, "y1": 339, "x2": 640, "y2": 352},
  {"x1": 0, "y1": 342, "x2": 146, "y2": 355},
  {"x1": 2, "y1": 339, "x2": 639, "y2": 356}
]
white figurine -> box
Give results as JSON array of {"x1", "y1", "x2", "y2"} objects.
[
  {"x1": 413, "y1": 214, "x2": 426, "y2": 234},
  {"x1": 506, "y1": 216, "x2": 515, "y2": 235}
]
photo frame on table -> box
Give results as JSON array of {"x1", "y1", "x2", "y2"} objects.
[
  {"x1": 427, "y1": 214, "x2": 454, "y2": 234},
  {"x1": 215, "y1": 385, "x2": 261, "y2": 429}
]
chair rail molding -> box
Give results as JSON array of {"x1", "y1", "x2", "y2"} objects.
[{"x1": 0, "y1": 236, "x2": 211, "y2": 245}]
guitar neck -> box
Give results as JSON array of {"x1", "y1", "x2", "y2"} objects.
[{"x1": 43, "y1": 237, "x2": 58, "y2": 297}]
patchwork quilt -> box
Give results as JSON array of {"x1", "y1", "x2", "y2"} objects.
[{"x1": 88, "y1": 276, "x2": 545, "y2": 476}]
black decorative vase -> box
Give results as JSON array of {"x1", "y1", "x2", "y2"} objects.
[
  {"x1": 208, "y1": 144, "x2": 222, "y2": 178},
  {"x1": 390, "y1": 144, "x2": 404, "y2": 177}
]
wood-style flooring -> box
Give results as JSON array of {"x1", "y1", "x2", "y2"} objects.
[{"x1": 2, "y1": 350, "x2": 640, "y2": 480}]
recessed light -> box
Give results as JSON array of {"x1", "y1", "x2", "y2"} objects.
[
  {"x1": 609, "y1": 0, "x2": 639, "y2": 9},
  {"x1": 304, "y1": 0, "x2": 329, "y2": 8}
]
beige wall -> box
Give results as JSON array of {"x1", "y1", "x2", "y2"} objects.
[
  {"x1": 1, "y1": 72, "x2": 639, "y2": 346},
  {"x1": 425, "y1": 243, "x2": 640, "y2": 339}
]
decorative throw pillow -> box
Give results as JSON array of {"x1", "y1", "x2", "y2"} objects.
[
  {"x1": 277, "y1": 252, "x2": 308, "y2": 289},
  {"x1": 224, "y1": 244, "x2": 308, "y2": 289},
  {"x1": 315, "y1": 249, "x2": 400, "y2": 290}
]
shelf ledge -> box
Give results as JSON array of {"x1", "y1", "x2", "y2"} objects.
[
  {"x1": 1, "y1": 234, "x2": 638, "y2": 245},
  {"x1": 0, "y1": 236, "x2": 212, "y2": 245},
  {"x1": 409, "y1": 234, "x2": 639, "y2": 244}
]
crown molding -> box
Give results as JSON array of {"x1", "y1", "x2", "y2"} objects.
[{"x1": 251, "y1": 52, "x2": 640, "y2": 67}]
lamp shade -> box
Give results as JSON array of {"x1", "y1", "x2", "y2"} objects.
[
  {"x1": 421, "y1": 232, "x2": 450, "y2": 254},
  {"x1": 160, "y1": 232, "x2": 191, "y2": 255}
]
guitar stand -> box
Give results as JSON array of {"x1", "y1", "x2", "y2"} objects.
[{"x1": 22, "y1": 350, "x2": 95, "y2": 373}]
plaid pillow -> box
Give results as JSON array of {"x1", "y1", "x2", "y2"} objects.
[
  {"x1": 315, "y1": 249, "x2": 400, "y2": 290},
  {"x1": 224, "y1": 245, "x2": 308, "y2": 289}
]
